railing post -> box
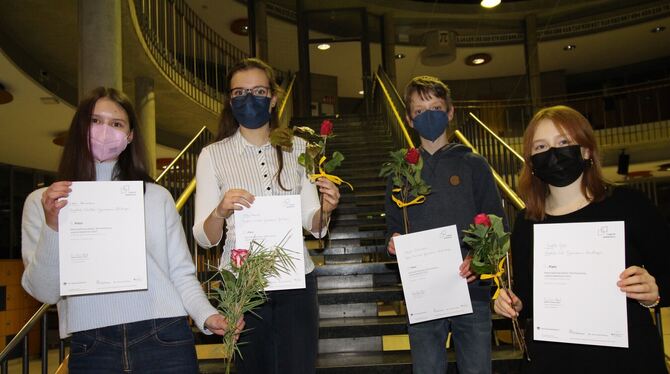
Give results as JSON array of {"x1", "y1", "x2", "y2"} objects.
[
  {"x1": 41, "y1": 312, "x2": 48, "y2": 374},
  {"x1": 22, "y1": 337, "x2": 28, "y2": 374}
]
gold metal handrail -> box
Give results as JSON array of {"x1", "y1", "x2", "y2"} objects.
[
  {"x1": 155, "y1": 125, "x2": 209, "y2": 182},
  {"x1": 278, "y1": 75, "x2": 296, "y2": 120},
  {"x1": 469, "y1": 112, "x2": 525, "y2": 163},
  {"x1": 374, "y1": 72, "x2": 414, "y2": 148}
]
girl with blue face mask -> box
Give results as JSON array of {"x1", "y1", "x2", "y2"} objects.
[{"x1": 192, "y1": 58, "x2": 341, "y2": 374}]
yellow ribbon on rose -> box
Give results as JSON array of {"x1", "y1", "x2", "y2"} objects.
[
  {"x1": 309, "y1": 156, "x2": 354, "y2": 190},
  {"x1": 480, "y1": 257, "x2": 506, "y2": 300},
  {"x1": 391, "y1": 188, "x2": 426, "y2": 208}
]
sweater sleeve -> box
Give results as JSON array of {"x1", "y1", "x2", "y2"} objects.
[
  {"x1": 192, "y1": 147, "x2": 223, "y2": 248},
  {"x1": 468, "y1": 154, "x2": 508, "y2": 229},
  {"x1": 622, "y1": 189, "x2": 670, "y2": 307},
  {"x1": 162, "y1": 187, "x2": 218, "y2": 334},
  {"x1": 21, "y1": 188, "x2": 62, "y2": 305}
]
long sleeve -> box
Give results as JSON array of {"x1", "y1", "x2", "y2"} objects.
[
  {"x1": 623, "y1": 189, "x2": 670, "y2": 307},
  {"x1": 468, "y1": 154, "x2": 508, "y2": 228},
  {"x1": 21, "y1": 188, "x2": 62, "y2": 305},
  {"x1": 161, "y1": 187, "x2": 217, "y2": 333},
  {"x1": 384, "y1": 176, "x2": 403, "y2": 246},
  {"x1": 193, "y1": 147, "x2": 223, "y2": 248},
  {"x1": 300, "y1": 172, "x2": 329, "y2": 237},
  {"x1": 510, "y1": 211, "x2": 533, "y2": 320}
]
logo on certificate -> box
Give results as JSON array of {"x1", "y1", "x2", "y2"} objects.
[
  {"x1": 439, "y1": 230, "x2": 452, "y2": 240},
  {"x1": 120, "y1": 184, "x2": 138, "y2": 196},
  {"x1": 282, "y1": 198, "x2": 296, "y2": 209},
  {"x1": 596, "y1": 226, "x2": 617, "y2": 239}
]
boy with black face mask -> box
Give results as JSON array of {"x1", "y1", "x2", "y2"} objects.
[{"x1": 385, "y1": 75, "x2": 506, "y2": 374}]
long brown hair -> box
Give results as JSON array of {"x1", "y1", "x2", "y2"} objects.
[
  {"x1": 58, "y1": 87, "x2": 153, "y2": 183},
  {"x1": 518, "y1": 105, "x2": 606, "y2": 221},
  {"x1": 216, "y1": 58, "x2": 288, "y2": 190}
]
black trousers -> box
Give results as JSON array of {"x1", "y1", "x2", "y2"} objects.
[{"x1": 235, "y1": 272, "x2": 319, "y2": 374}]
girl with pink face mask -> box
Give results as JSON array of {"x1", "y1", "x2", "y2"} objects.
[{"x1": 20, "y1": 87, "x2": 241, "y2": 373}]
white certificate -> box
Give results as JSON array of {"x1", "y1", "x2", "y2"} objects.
[
  {"x1": 533, "y1": 221, "x2": 628, "y2": 348},
  {"x1": 58, "y1": 181, "x2": 147, "y2": 296},
  {"x1": 234, "y1": 195, "x2": 305, "y2": 291},
  {"x1": 394, "y1": 225, "x2": 472, "y2": 324}
]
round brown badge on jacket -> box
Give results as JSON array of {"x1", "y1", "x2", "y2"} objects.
[{"x1": 450, "y1": 175, "x2": 460, "y2": 186}]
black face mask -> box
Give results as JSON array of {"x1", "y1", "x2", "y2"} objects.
[{"x1": 531, "y1": 145, "x2": 588, "y2": 187}]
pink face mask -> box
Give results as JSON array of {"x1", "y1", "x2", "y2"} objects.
[{"x1": 89, "y1": 124, "x2": 130, "y2": 162}]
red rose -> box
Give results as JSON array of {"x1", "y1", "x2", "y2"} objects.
[
  {"x1": 231, "y1": 248, "x2": 250, "y2": 269},
  {"x1": 320, "y1": 120, "x2": 334, "y2": 136},
  {"x1": 404, "y1": 148, "x2": 420, "y2": 165},
  {"x1": 474, "y1": 213, "x2": 492, "y2": 227}
]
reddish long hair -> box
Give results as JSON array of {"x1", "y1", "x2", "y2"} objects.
[{"x1": 518, "y1": 105, "x2": 606, "y2": 221}]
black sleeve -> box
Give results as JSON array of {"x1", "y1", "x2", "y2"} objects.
[
  {"x1": 384, "y1": 176, "x2": 404, "y2": 253},
  {"x1": 621, "y1": 188, "x2": 670, "y2": 307},
  {"x1": 510, "y1": 211, "x2": 533, "y2": 320},
  {"x1": 468, "y1": 154, "x2": 509, "y2": 230}
]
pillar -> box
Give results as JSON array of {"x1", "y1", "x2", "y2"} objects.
[
  {"x1": 78, "y1": 0, "x2": 122, "y2": 99},
  {"x1": 381, "y1": 13, "x2": 397, "y2": 86},
  {"x1": 135, "y1": 77, "x2": 156, "y2": 177},
  {"x1": 524, "y1": 14, "x2": 542, "y2": 114}
]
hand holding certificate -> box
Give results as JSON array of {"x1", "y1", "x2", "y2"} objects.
[
  {"x1": 58, "y1": 181, "x2": 147, "y2": 296},
  {"x1": 394, "y1": 225, "x2": 472, "y2": 324},
  {"x1": 234, "y1": 195, "x2": 305, "y2": 291},
  {"x1": 533, "y1": 221, "x2": 628, "y2": 348}
]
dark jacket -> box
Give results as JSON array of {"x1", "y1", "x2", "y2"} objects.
[{"x1": 385, "y1": 143, "x2": 507, "y2": 301}]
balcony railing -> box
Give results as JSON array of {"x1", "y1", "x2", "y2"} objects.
[{"x1": 454, "y1": 78, "x2": 670, "y2": 138}]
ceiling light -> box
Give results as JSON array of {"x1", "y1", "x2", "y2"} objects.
[
  {"x1": 480, "y1": 0, "x2": 501, "y2": 8},
  {"x1": 651, "y1": 26, "x2": 666, "y2": 33},
  {"x1": 465, "y1": 53, "x2": 492, "y2": 66},
  {"x1": 230, "y1": 19, "x2": 249, "y2": 36},
  {"x1": 317, "y1": 43, "x2": 331, "y2": 51},
  {"x1": 358, "y1": 90, "x2": 364, "y2": 95},
  {"x1": 658, "y1": 162, "x2": 670, "y2": 171},
  {"x1": 563, "y1": 44, "x2": 576, "y2": 51},
  {"x1": 395, "y1": 53, "x2": 405, "y2": 59},
  {"x1": 0, "y1": 83, "x2": 13, "y2": 104}
]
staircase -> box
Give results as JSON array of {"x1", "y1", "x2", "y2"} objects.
[{"x1": 286, "y1": 114, "x2": 524, "y2": 373}]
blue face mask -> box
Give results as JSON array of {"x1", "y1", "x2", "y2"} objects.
[
  {"x1": 412, "y1": 110, "x2": 449, "y2": 142},
  {"x1": 231, "y1": 94, "x2": 272, "y2": 129}
]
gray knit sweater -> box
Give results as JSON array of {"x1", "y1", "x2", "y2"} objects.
[{"x1": 21, "y1": 161, "x2": 217, "y2": 338}]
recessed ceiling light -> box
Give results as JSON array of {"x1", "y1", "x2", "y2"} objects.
[
  {"x1": 563, "y1": 44, "x2": 576, "y2": 51},
  {"x1": 317, "y1": 43, "x2": 331, "y2": 51},
  {"x1": 480, "y1": 0, "x2": 501, "y2": 8},
  {"x1": 0, "y1": 83, "x2": 13, "y2": 104},
  {"x1": 358, "y1": 90, "x2": 364, "y2": 95},
  {"x1": 658, "y1": 162, "x2": 670, "y2": 171},
  {"x1": 465, "y1": 53, "x2": 491, "y2": 66},
  {"x1": 651, "y1": 26, "x2": 666, "y2": 33},
  {"x1": 230, "y1": 19, "x2": 249, "y2": 36},
  {"x1": 395, "y1": 53, "x2": 405, "y2": 59}
]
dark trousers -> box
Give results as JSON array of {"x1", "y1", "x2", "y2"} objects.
[
  {"x1": 235, "y1": 273, "x2": 319, "y2": 374},
  {"x1": 68, "y1": 317, "x2": 197, "y2": 374}
]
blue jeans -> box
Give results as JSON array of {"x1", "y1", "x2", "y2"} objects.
[
  {"x1": 68, "y1": 317, "x2": 198, "y2": 374},
  {"x1": 408, "y1": 300, "x2": 492, "y2": 374}
]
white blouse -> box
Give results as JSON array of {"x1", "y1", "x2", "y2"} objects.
[{"x1": 192, "y1": 130, "x2": 327, "y2": 273}]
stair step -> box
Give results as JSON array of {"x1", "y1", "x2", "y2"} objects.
[
  {"x1": 328, "y1": 229, "x2": 385, "y2": 240},
  {"x1": 314, "y1": 262, "x2": 398, "y2": 276},
  {"x1": 317, "y1": 273, "x2": 400, "y2": 289},
  {"x1": 309, "y1": 244, "x2": 387, "y2": 256},
  {"x1": 318, "y1": 286, "x2": 404, "y2": 305},
  {"x1": 319, "y1": 316, "x2": 407, "y2": 339},
  {"x1": 315, "y1": 347, "x2": 524, "y2": 373}
]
